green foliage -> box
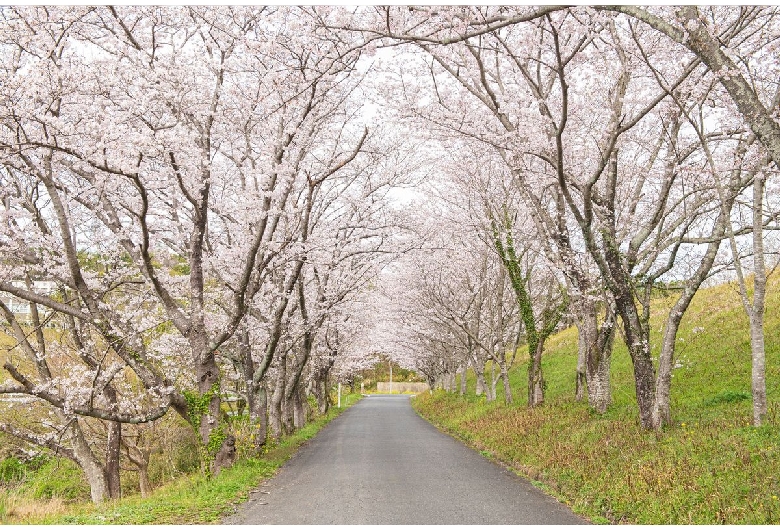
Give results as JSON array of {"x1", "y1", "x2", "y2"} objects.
[
  {"x1": 183, "y1": 384, "x2": 220, "y2": 431},
  {"x1": 20, "y1": 458, "x2": 90, "y2": 502},
  {"x1": 207, "y1": 425, "x2": 227, "y2": 457},
  {"x1": 491, "y1": 212, "x2": 539, "y2": 349},
  {"x1": 183, "y1": 383, "x2": 235, "y2": 476},
  {"x1": 170, "y1": 261, "x2": 191, "y2": 276},
  {"x1": 0, "y1": 454, "x2": 49, "y2": 488},
  {"x1": 413, "y1": 277, "x2": 780, "y2": 524},
  {"x1": 0, "y1": 458, "x2": 25, "y2": 486},
  {"x1": 490, "y1": 209, "x2": 567, "y2": 371},
  {"x1": 360, "y1": 359, "x2": 424, "y2": 390},
  {"x1": 12, "y1": 394, "x2": 363, "y2": 525},
  {"x1": 75, "y1": 250, "x2": 133, "y2": 275},
  {"x1": 44, "y1": 458, "x2": 277, "y2": 524}
]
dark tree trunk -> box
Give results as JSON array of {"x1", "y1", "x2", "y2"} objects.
[
  {"x1": 241, "y1": 328, "x2": 268, "y2": 451},
  {"x1": 500, "y1": 362, "x2": 513, "y2": 405},
  {"x1": 104, "y1": 420, "x2": 122, "y2": 499},
  {"x1": 313, "y1": 376, "x2": 330, "y2": 415},
  {"x1": 269, "y1": 356, "x2": 286, "y2": 442},
  {"x1": 528, "y1": 340, "x2": 545, "y2": 407},
  {"x1": 614, "y1": 291, "x2": 655, "y2": 429},
  {"x1": 211, "y1": 435, "x2": 236, "y2": 476},
  {"x1": 293, "y1": 385, "x2": 308, "y2": 429},
  {"x1": 582, "y1": 302, "x2": 614, "y2": 414}
]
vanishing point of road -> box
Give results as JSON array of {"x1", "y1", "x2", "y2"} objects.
[{"x1": 224, "y1": 395, "x2": 588, "y2": 525}]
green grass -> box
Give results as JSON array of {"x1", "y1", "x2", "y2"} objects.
[
  {"x1": 6, "y1": 394, "x2": 362, "y2": 525},
  {"x1": 413, "y1": 277, "x2": 780, "y2": 524}
]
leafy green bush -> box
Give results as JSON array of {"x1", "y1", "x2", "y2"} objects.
[
  {"x1": 20, "y1": 458, "x2": 90, "y2": 501},
  {"x1": 0, "y1": 458, "x2": 25, "y2": 486},
  {"x1": 0, "y1": 454, "x2": 49, "y2": 487}
]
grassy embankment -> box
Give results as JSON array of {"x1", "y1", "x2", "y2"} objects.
[
  {"x1": 413, "y1": 277, "x2": 780, "y2": 524},
  {"x1": 0, "y1": 393, "x2": 361, "y2": 524}
]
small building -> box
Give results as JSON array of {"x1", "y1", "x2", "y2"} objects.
[{"x1": 0, "y1": 280, "x2": 59, "y2": 327}]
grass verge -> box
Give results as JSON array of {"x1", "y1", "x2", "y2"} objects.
[
  {"x1": 412, "y1": 277, "x2": 780, "y2": 525},
  {"x1": 3, "y1": 393, "x2": 362, "y2": 525}
]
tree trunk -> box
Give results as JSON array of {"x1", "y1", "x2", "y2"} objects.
[
  {"x1": 589, "y1": 339, "x2": 613, "y2": 415},
  {"x1": 652, "y1": 181, "x2": 733, "y2": 429},
  {"x1": 194, "y1": 332, "x2": 221, "y2": 446},
  {"x1": 750, "y1": 172, "x2": 767, "y2": 426},
  {"x1": 283, "y1": 343, "x2": 311, "y2": 433},
  {"x1": 575, "y1": 328, "x2": 587, "y2": 402},
  {"x1": 500, "y1": 362, "x2": 513, "y2": 405},
  {"x1": 137, "y1": 459, "x2": 151, "y2": 497},
  {"x1": 751, "y1": 311, "x2": 767, "y2": 425},
  {"x1": 70, "y1": 419, "x2": 110, "y2": 503},
  {"x1": 489, "y1": 363, "x2": 498, "y2": 402},
  {"x1": 312, "y1": 373, "x2": 330, "y2": 416},
  {"x1": 653, "y1": 293, "x2": 704, "y2": 428},
  {"x1": 459, "y1": 363, "x2": 467, "y2": 395},
  {"x1": 269, "y1": 359, "x2": 286, "y2": 442},
  {"x1": 528, "y1": 340, "x2": 545, "y2": 407},
  {"x1": 104, "y1": 420, "x2": 121, "y2": 500},
  {"x1": 242, "y1": 328, "x2": 268, "y2": 451},
  {"x1": 651, "y1": 303, "x2": 697, "y2": 429},
  {"x1": 249, "y1": 385, "x2": 268, "y2": 451},
  {"x1": 293, "y1": 385, "x2": 308, "y2": 430},
  {"x1": 211, "y1": 435, "x2": 236, "y2": 476},
  {"x1": 584, "y1": 305, "x2": 614, "y2": 415},
  {"x1": 446, "y1": 372, "x2": 457, "y2": 393},
  {"x1": 475, "y1": 364, "x2": 486, "y2": 396},
  {"x1": 604, "y1": 226, "x2": 655, "y2": 429},
  {"x1": 281, "y1": 386, "x2": 294, "y2": 434},
  {"x1": 103, "y1": 383, "x2": 122, "y2": 499},
  {"x1": 618, "y1": 307, "x2": 655, "y2": 429},
  {"x1": 123, "y1": 440, "x2": 152, "y2": 497}
]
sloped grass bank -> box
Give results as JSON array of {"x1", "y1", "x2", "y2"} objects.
[
  {"x1": 2, "y1": 394, "x2": 361, "y2": 524},
  {"x1": 413, "y1": 279, "x2": 780, "y2": 524}
]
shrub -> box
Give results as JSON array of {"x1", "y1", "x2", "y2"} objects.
[
  {"x1": 20, "y1": 458, "x2": 90, "y2": 501},
  {"x1": 0, "y1": 458, "x2": 25, "y2": 486}
]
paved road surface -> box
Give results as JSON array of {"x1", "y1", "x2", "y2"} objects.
[{"x1": 224, "y1": 395, "x2": 587, "y2": 525}]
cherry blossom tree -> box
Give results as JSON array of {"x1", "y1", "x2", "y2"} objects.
[
  {"x1": 1, "y1": 11, "x2": 778, "y2": 507},
  {"x1": 0, "y1": 5, "x2": 382, "y2": 485},
  {"x1": 342, "y1": 6, "x2": 777, "y2": 429}
]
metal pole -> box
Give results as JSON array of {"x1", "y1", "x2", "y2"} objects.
[{"x1": 337, "y1": 382, "x2": 342, "y2": 408}]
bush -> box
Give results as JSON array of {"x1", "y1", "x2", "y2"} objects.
[
  {"x1": 0, "y1": 454, "x2": 49, "y2": 488},
  {"x1": 0, "y1": 458, "x2": 25, "y2": 486},
  {"x1": 20, "y1": 458, "x2": 90, "y2": 501},
  {"x1": 146, "y1": 417, "x2": 201, "y2": 487}
]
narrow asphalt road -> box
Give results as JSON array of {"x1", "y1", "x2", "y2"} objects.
[{"x1": 223, "y1": 395, "x2": 588, "y2": 525}]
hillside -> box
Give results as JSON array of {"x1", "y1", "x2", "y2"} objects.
[{"x1": 413, "y1": 276, "x2": 779, "y2": 524}]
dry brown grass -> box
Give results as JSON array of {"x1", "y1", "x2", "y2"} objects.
[{"x1": 0, "y1": 489, "x2": 69, "y2": 524}]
